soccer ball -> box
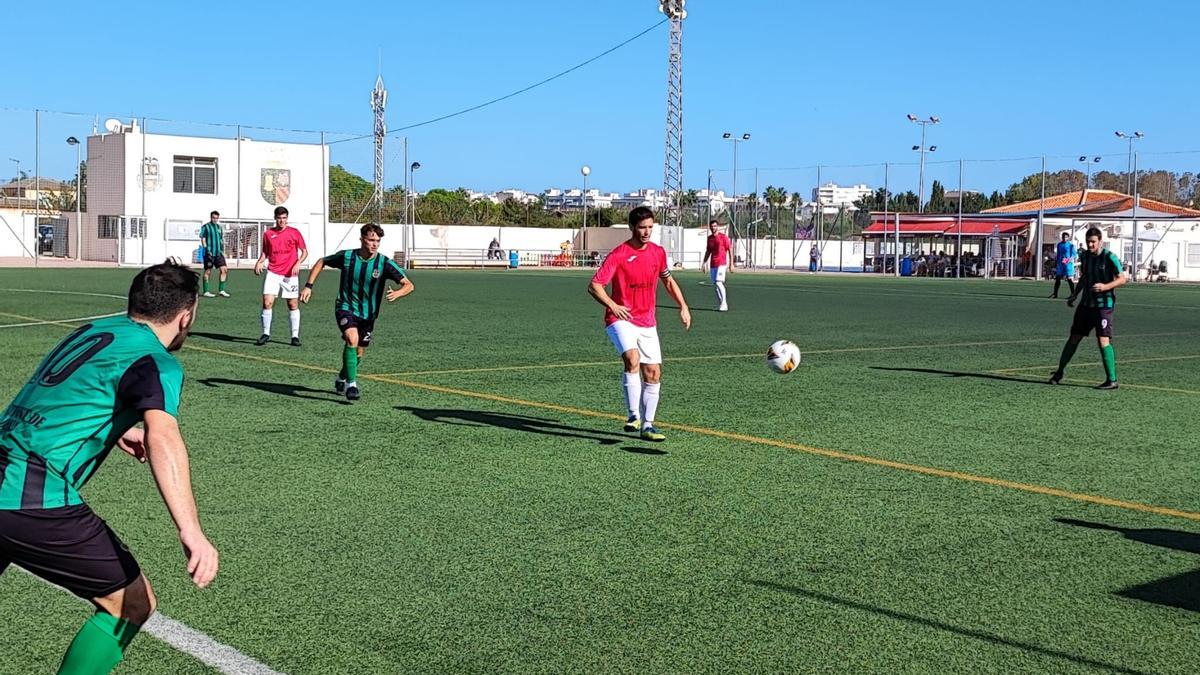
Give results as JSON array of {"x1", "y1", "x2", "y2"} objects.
[{"x1": 766, "y1": 340, "x2": 801, "y2": 374}]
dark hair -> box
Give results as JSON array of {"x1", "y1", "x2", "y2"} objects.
[
  {"x1": 210, "y1": 210, "x2": 220, "y2": 218},
  {"x1": 1085, "y1": 226, "x2": 1103, "y2": 241},
  {"x1": 628, "y1": 206, "x2": 654, "y2": 227},
  {"x1": 128, "y1": 259, "x2": 199, "y2": 323},
  {"x1": 274, "y1": 206, "x2": 289, "y2": 217},
  {"x1": 1061, "y1": 232, "x2": 1070, "y2": 240},
  {"x1": 360, "y1": 223, "x2": 385, "y2": 238},
  {"x1": 709, "y1": 219, "x2": 720, "y2": 226}
]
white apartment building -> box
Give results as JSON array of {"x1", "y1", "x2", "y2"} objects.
[
  {"x1": 543, "y1": 188, "x2": 618, "y2": 210},
  {"x1": 493, "y1": 189, "x2": 539, "y2": 205},
  {"x1": 81, "y1": 120, "x2": 328, "y2": 264},
  {"x1": 812, "y1": 182, "x2": 872, "y2": 208}
]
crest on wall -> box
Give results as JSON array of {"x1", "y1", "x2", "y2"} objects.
[
  {"x1": 137, "y1": 157, "x2": 160, "y2": 191},
  {"x1": 261, "y1": 168, "x2": 291, "y2": 205}
]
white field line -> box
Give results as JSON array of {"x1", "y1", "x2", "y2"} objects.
[{"x1": 0, "y1": 289, "x2": 125, "y2": 329}]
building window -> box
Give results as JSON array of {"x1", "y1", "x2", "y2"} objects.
[
  {"x1": 98, "y1": 215, "x2": 120, "y2": 239},
  {"x1": 97, "y1": 216, "x2": 147, "y2": 239},
  {"x1": 173, "y1": 156, "x2": 217, "y2": 194},
  {"x1": 1188, "y1": 243, "x2": 1200, "y2": 267}
]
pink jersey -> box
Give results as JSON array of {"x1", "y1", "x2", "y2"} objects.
[
  {"x1": 591, "y1": 240, "x2": 670, "y2": 327},
  {"x1": 706, "y1": 232, "x2": 731, "y2": 267},
  {"x1": 262, "y1": 226, "x2": 307, "y2": 276}
]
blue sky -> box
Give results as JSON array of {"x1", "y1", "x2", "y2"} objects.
[{"x1": 6, "y1": 0, "x2": 1198, "y2": 198}]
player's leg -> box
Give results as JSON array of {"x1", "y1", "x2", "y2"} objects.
[
  {"x1": 217, "y1": 258, "x2": 230, "y2": 296},
  {"x1": 58, "y1": 575, "x2": 155, "y2": 674},
  {"x1": 607, "y1": 322, "x2": 643, "y2": 431},
  {"x1": 283, "y1": 277, "x2": 302, "y2": 345},
  {"x1": 342, "y1": 325, "x2": 361, "y2": 400},
  {"x1": 713, "y1": 265, "x2": 728, "y2": 311},
  {"x1": 1096, "y1": 310, "x2": 1117, "y2": 389},
  {"x1": 202, "y1": 259, "x2": 215, "y2": 297},
  {"x1": 1050, "y1": 306, "x2": 1090, "y2": 384},
  {"x1": 637, "y1": 328, "x2": 665, "y2": 441},
  {"x1": 258, "y1": 289, "x2": 276, "y2": 345},
  {"x1": 1050, "y1": 273, "x2": 1061, "y2": 298}
]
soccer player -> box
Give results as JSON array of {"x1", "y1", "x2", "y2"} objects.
[
  {"x1": 588, "y1": 206, "x2": 691, "y2": 442},
  {"x1": 253, "y1": 205, "x2": 307, "y2": 346},
  {"x1": 701, "y1": 219, "x2": 732, "y2": 311},
  {"x1": 299, "y1": 223, "x2": 414, "y2": 401},
  {"x1": 1049, "y1": 227, "x2": 1127, "y2": 390},
  {"x1": 1050, "y1": 232, "x2": 1077, "y2": 299},
  {"x1": 199, "y1": 210, "x2": 229, "y2": 298},
  {"x1": 0, "y1": 260, "x2": 219, "y2": 674}
]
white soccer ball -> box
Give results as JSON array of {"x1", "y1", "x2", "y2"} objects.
[{"x1": 766, "y1": 339, "x2": 801, "y2": 374}]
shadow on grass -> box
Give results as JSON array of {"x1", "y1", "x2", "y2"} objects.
[
  {"x1": 197, "y1": 377, "x2": 350, "y2": 405},
  {"x1": 622, "y1": 445, "x2": 667, "y2": 456},
  {"x1": 747, "y1": 581, "x2": 1148, "y2": 674},
  {"x1": 1055, "y1": 518, "x2": 1200, "y2": 613},
  {"x1": 395, "y1": 406, "x2": 624, "y2": 446},
  {"x1": 190, "y1": 331, "x2": 261, "y2": 345},
  {"x1": 869, "y1": 366, "x2": 1091, "y2": 388}
]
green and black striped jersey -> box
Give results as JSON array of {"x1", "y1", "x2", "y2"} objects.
[
  {"x1": 322, "y1": 250, "x2": 408, "y2": 320},
  {"x1": 0, "y1": 316, "x2": 183, "y2": 509},
  {"x1": 1078, "y1": 248, "x2": 1123, "y2": 308},
  {"x1": 199, "y1": 222, "x2": 224, "y2": 255}
]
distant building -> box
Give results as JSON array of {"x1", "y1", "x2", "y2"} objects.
[{"x1": 812, "y1": 182, "x2": 871, "y2": 208}]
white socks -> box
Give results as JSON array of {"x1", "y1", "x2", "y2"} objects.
[
  {"x1": 640, "y1": 382, "x2": 661, "y2": 428},
  {"x1": 622, "y1": 372, "x2": 642, "y2": 418},
  {"x1": 715, "y1": 281, "x2": 727, "y2": 310},
  {"x1": 289, "y1": 310, "x2": 301, "y2": 338},
  {"x1": 261, "y1": 309, "x2": 272, "y2": 335}
]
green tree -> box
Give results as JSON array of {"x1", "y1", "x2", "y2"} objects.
[{"x1": 927, "y1": 180, "x2": 946, "y2": 213}]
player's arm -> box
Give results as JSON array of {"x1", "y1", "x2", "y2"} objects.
[
  {"x1": 660, "y1": 273, "x2": 691, "y2": 330},
  {"x1": 587, "y1": 281, "x2": 632, "y2": 322},
  {"x1": 291, "y1": 247, "x2": 308, "y2": 278},
  {"x1": 299, "y1": 258, "x2": 326, "y2": 303},
  {"x1": 253, "y1": 235, "x2": 268, "y2": 275},
  {"x1": 385, "y1": 263, "x2": 414, "y2": 302},
  {"x1": 701, "y1": 247, "x2": 711, "y2": 271},
  {"x1": 143, "y1": 409, "x2": 219, "y2": 588},
  {"x1": 726, "y1": 237, "x2": 735, "y2": 271}
]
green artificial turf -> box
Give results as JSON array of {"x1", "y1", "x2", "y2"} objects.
[{"x1": 1, "y1": 267, "x2": 1197, "y2": 673}]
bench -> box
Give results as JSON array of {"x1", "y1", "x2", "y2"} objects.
[{"x1": 398, "y1": 248, "x2": 510, "y2": 269}]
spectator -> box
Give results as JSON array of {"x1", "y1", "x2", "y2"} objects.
[{"x1": 487, "y1": 238, "x2": 502, "y2": 260}]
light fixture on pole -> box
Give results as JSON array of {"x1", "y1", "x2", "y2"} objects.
[
  {"x1": 722, "y1": 132, "x2": 750, "y2": 237},
  {"x1": 66, "y1": 137, "x2": 81, "y2": 260},
  {"x1": 1114, "y1": 131, "x2": 1143, "y2": 195},
  {"x1": 580, "y1": 165, "x2": 591, "y2": 251},
  {"x1": 408, "y1": 161, "x2": 421, "y2": 225},
  {"x1": 907, "y1": 114, "x2": 939, "y2": 213},
  {"x1": 1078, "y1": 155, "x2": 1100, "y2": 190},
  {"x1": 7, "y1": 158, "x2": 18, "y2": 207}
]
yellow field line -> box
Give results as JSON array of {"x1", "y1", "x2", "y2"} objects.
[
  {"x1": 0, "y1": 310, "x2": 84, "y2": 329},
  {"x1": 993, "y1": 353, "x2": 1200, "y2": 374},
  {"x1": 182, "y1": 343, "x2": 1200, "y2": 522},
  {"x1": 373, "y1": 331, "x2": 1191, "y2": 377}
]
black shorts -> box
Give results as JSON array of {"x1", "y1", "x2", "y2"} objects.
[
  {"x1": 0, "y1": 504, "x2": 141, "y2": 599},
  {"x1": 203, "y1": 253, "x2": 227, "y2": 269},
  {"x1": 1070, "y1": 305, "x2": 1114, "y2": 338},
  {"x1": 335, "y1": 310, "x2": 375, "y2": 347}
]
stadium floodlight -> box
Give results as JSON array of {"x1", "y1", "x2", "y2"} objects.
[
  {"x1": 659, "y1": 0, "x2": 686, "y2": 19},
  {"x1": 929, "y1": 145, "x2": 937, "y2": 152},
  {"x1": 66, "y1": 138, "x2": 81, "y2": 260},
  {"x1": 1114, "y1": 131, "x2": 1144, "y2": 194},
  {"x1": 722, "y1": 131, "x2": 751, "y2": 237},
  {"x1": 1079, "y1": 155, "x2": 1101, "y2": 189},
  {"x1": 581, "y1": 165, "x2": 591, "y2": 251},
  {"x1": 907, "y1": 114, "x2": 940, "y2": 212}
]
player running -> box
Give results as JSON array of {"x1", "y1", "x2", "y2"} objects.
[
  {"x1": 701, "y1": 219, "x2": 732, "y2": 311},
  {"x1": 253, "y1": 206, "x2": 307, "y2": 346},
  {"x1": 588, "y1": 206, "x2": 691, "y2": 442},
  {"x1": 199, "y1": 210, "x2": 229, "y2": 298},
  {"x1": 1049, "y1": 227, "x2": 1127, "y2": 390},
  {"x1": 1050, "y1": 232, "x2": 1077, "y2": 299},
  {"x1": 0, "y1": 260, "x2": 219, "y2": 674},
  {"x1": 299, "y1": 223, "x2": 414, "y2": 401}
]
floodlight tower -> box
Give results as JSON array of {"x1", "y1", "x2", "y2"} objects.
[
  {"x1": 371, "y1": 73, "x2": 388, "y2": 222},
  {"x1": 660, "y1": 0, "x2": 686, "y2": 249}
]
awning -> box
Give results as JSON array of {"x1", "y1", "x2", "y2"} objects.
[{"x1": 861, "y1": 218, "x2": 1027, "y2": 236}]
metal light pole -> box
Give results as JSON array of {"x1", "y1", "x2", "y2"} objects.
[
  {"x1": 408, "y1": 161, "x2": 420, "y2": 256},
  {"x1": 1114, "y1": 131, "x2": 1143, "y2": 195},
  {"x1": 722, "y1": 132, "x2": 749, "y2": 257},
  {"x1": 1078, "y1": 155, "x2": 1100, "y2": 190},
  {"x1": 66, "y1": 137, "x2": 81, "y2": 260},
  {"x1": 7, "y1": 158, "x2": 18, "y2": 207},
  {"x1": 580, "y1": 164, "x2": 591, "y2": 251},
  {"x1": 907, "y1": 114, "x2": 939, "y2": 213}
]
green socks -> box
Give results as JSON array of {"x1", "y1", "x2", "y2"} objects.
[
  {"x1": 218, "y1": 278, "x2": 227, "y2": 292},
  {"x1": 343, "y1": 345, "x2": 359, "y2": 383},
  {"x1": 1056, "y1": 341, "x2": 1079, "y2": 373},
  {"x1": 1101, "y1": 344, "x2": 1117, "y2": 382},
  {"x1": 202, "y1": 277, "x2": 210, "y2": 294},
  {"x1": 58, "y1": 611, "x2": 139, "y2": 675}
]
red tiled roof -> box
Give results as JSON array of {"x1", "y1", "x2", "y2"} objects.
[
  {"x1": 862, "y1": 217, "x2": 1027, "y2": 236},
  {"x1": 983, "y1": 189, "x2": 1200, "y2": 216}
]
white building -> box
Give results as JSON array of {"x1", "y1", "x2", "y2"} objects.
[
  {"x1": 493, "y1": 189, "x2": 539, "y2": 205},
  {"x1": 79, "y1": 120, "x2": 328, "y2": 265},
  {"x1": 612, "y1": 189, "x2": 670, "y2": 210},
  {"x1": 812, "y1": 182, "x2": 871, "y2": 208},
  {"x1": 543, "y1": 188, "x2": 618, "y2": 211}
]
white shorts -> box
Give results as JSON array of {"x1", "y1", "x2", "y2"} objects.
[
  {"x1": 606, "y1": 321, "x2": 662, "y2": 365},
  {"x1": 263, "y1": 271, "x2": 300, "y2": 299},
  {"x1": 710, "y1": 264, "x2": 727, "y2": 284}
]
